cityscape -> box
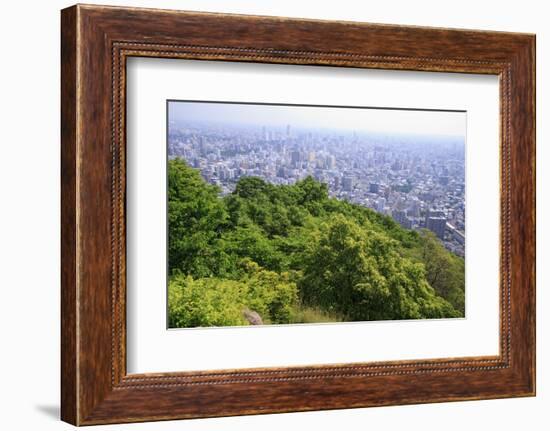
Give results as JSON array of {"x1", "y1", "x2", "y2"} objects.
[{"x1": 168, "y1": 102, "x2": 466, "y2": 257}]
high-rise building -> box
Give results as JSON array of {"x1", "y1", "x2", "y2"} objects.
[
  {"x1": 369, "y1": 183, "x2": 380, "y2": 193},
  {"x1": 427, "y1": 216, "x2": 447, "y2": 239},
  {"x1": 342, "y1": 176, "x2": 354, "y2": 192},
  {"x1": 392, "y1": 210, "x2": 412, "y2": 229},
  {"x1": 291, "y1": 150, "x2": 301, "y2": 167},
  {"x1": 376, "y1": 197, "x2": 386, "y2": 213},
  {"x1": 408, "y1": 199, "x2": 421, "y2": 218},
  {"x1": 425, "y1": 209, "x2": 445, "y2": 225}
]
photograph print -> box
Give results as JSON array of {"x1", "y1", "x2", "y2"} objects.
[{"x1": 167, "y1": 101, "x2": 466, "y2": 329}]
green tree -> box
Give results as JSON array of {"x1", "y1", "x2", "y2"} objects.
[
  {"x1": 240, "y1": 259, "x2": 299, "y2": 324},
  {"x1": 168, "y1": 262, "x2": 299, "y2": 328},
  {"x1": 415, "y1": 229, "x2": 465, "y2": 313},
  {"x1": 234, "y1": 176, "x2": 272, "y2": 199},
  {"x1": 168, "y1": 158, "x2": 228, "y2": 277},
  {"x1": 166, "y1": 162, "x2": 464, "y2": 327},
  {"x1": 300, "y1": 215, "x2": 459, "y2": 320},
  {"x1": 168, "y1": 275, "x2": 247, "y2": 328}
]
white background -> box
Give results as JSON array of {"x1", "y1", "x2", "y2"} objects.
[
  {"x1": 0, "y1": 0, "x2": 547, "y2": 430},
  {"x1": 127, "y1": 59, "x2": 499, "y2": 373}
]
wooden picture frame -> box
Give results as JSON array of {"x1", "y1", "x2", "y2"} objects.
[{"x1": 61, "y1": 4, "x2": 535, "y2": 425}]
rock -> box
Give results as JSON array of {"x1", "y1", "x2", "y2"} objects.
[{"x1": 243, "y1": 308, "x2": 263, "y2": 325}]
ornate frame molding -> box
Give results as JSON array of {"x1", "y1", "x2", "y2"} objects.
[{"x1": 61, "y1": 5, "x2": 535, "y2": 425}]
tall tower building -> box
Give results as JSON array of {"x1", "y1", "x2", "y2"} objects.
[
  {"x1": 342, "y1": 176, "x2": 354, "y2": 192},
  {"x1": 393, "y1": 210, "x2": 412, "y2": 229},
  {"x1": 427, "y1": 216, "x2": 447, "y2": 240}
]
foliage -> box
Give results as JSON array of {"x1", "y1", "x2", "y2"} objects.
[
  {"x1": 167, "y1": 158, "x2": 465, "y2": 327},
  {"x1": 239, "y1": 259, "x2": 299, "y2": 324},
  {"x1": 168, "y1": 275, "x2": 247, "y2": 328},
  {"x1": 168, "y1": 158, "x2": 230, "y2": 278},
  {"x1": 299, "y1": 215, "x2": 459, "y2": 320},
  {"x1": 411, "y1": 229, "x2": 466, "y2": 314},
  {"x1": 168, "y1": 260, "x2": 299, "y2": 327},
  {"x1": 289, "y1": 306, "x2": 344, "y2": 324}
]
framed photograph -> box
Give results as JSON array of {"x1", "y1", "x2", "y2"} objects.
[{"x1": 61, "y1": 4, "x2": 536, "y2": 425}]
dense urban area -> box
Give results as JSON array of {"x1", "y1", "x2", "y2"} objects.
[
  {"x1": 168, "y1": 122, "x2": 465, "y2": 257},
  {"x1": 166, "y1": 113, "x2": 466, "y2": 327}
]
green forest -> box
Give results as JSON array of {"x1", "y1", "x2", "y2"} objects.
[{"x1": 168, "y1": 158, "x2": 465, "y2": 328}]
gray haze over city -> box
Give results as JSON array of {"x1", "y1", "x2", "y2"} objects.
[{"x1": 168, "y1": 101, "x2": 466, "y2": 256}]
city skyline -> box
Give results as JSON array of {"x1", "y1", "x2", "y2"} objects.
[
  {"x1": 168, "y1": 100, "x2": 466, "y2": 257},
  {"x1": 168, "y1": 100, "x2": 466, "y2": 138}
]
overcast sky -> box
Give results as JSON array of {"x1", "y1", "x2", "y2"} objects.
[{"x1": 168, "y1": 101, "x2": 466, "y2": 138}]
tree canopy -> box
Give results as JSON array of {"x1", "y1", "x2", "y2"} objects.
[{"x1": 167, "y1": 158, "x2": 465, "y2": 327}]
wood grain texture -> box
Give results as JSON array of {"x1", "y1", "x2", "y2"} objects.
[
  {"x1": 60, "y1": 4, "x2": 536, "y2": 425},
  {"x1": 60, "y1": 5, "x2": 78, "y2": 425}
]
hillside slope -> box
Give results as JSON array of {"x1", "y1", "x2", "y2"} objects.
[{"x1": 168, "y1": 158, "x2": 465, "y2": 328}]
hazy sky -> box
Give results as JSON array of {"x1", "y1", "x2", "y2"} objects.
[{"x1": 168, "y1": 101, "x2": 466, "y2": 137}]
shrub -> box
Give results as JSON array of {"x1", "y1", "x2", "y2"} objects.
[
  {"x1": 299, "y1": 215, "x2": 459, "y2": 321},
  {"x1": 168, "y1": 275, "x2": 247, "y2": 328},
  {"x1": 168, "y1": 261, "x2": 299, "y2": 328}
]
